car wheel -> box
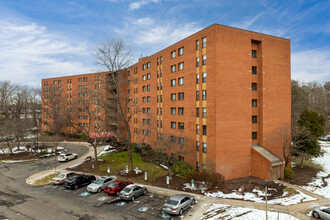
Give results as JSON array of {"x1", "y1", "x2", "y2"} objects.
[
  {"x1": 143, "y1": 189, "x2": 147, "y2": 195},
  {"x1": 97, "y1": 188, "x2": 101, "y2": 193},
  {"x1": 75, "y1": 155, "x2": 77, "y2": 159},
  {"x1": 191, "y1": 199, "x2": 195, "y2": 206},
  {"x1": 131, "y1": 196, "x2": 135, "y2": 201},
  {"x1": 179, "y1": 209, "x2": 183, "y2": 215},
  {"x1": 65, "y1": 158, "x2": 68, "y2": 162},
  {"x1": 312, "y1": 211, "x2": 320, "y2": 218},
  {"x1": 74, "y1": 185, "x2": 78, "y2": 190}
]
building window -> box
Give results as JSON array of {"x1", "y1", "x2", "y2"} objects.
[
  {"x1": 147, "y1": 62, "x2": 150, "y2": 68},
  {"x1": 171, "y1": 121, "x2": 176, "y2": 129},
  {"x1": 157, "y1": 58, "x2": 159, "y2": 65},
  {"x1": 54, "y1": 80, "x2": 57, "y2": 85},
  {"x1": 202, "y1": 142, "x2": 207, "y2": 153},
  {"x1": 252, "y1": 99, "x2": 257, "y2": 107},
  {"x1": 160, "y1": 108, "x2": 163, "y2": 115},
  {"x1": 178, "y1": 62, "x2": 184, "y2": 71},
  {"x1": 160, "y1": 95, "x2": 162, "y2": 103},
  {"x1": 203, "y1": 125, "x2": 207, "y2": 135},
  {"x1": 202, "y1": 72, "x2": 207, "y2": 83},
  {"x1": 178, "y1": 155, "x2": 184, "y2": 161},
  {"x1": 178, "y1": 77, "x2": 184, "y2": 85},
  {"x1": 143, "y1": 119, "x2": 146, "y2": 125},
  {"x1": 196, "y1": 40, "x2": 199, "y2": 50},
  {"x1": 143, "y1": 64, "x2": 146, "y2": 70},
  {"x1": 196, "y1": 124, "x2": 200, "y2": 134},
  {"x1": 196, "y1": 57, "x2": 200, "y2": 67},
  {"x1": 178, "y1": 122, "x2": 184, "y2": 130},
  {"x1": 83, "y1": 77, "x2": 88, "y2": 82},
  {"x1": 78, "y1": 115, "x2": 82, "y2": 119},
  {"x1": 171, "y1": 51, "x2": 176, "y2": 58},
  {"x1": 127, "y1": 71, "x2": 130, "y2": 76},
  {"x1": 83, "y1": 123, "x2": 88, "y2": 127},
  {"x1": 147, "y1": 108, "x2": 151, "y2": 114},
  {"x1": 196, "y1": 74, "x2": 200, "y2": 84},
  {"x1": 171, "y1": 93, "x2": 176, "y2": 101},
  {"x1": 58, "y1": 80, "x2": 61, "y2": 84},
  {"x1": 160, "y1": 82, "x2": 163, "y2": 90},
  {"x1": 252, "y1": 115, "x2": 257, "y2": 123},
  {"x1": 157, "y1": 95, "x2": 159, "y2": 103},
  {"x1": 143, "y1": 75, "x2": 146, "y2": 81},
  {"x1": 160, "y1": 56, "x2": 163, "y2": 64},
  {"x1": 147, "y1": 96, "x2": 151, "y2": 102},
  {"x1": 171, "y1": 108, "x2": 176, "y2": 115},
  {"x1": 147, "y1": 73, "x2": 151, "y2": 80},
  {"x1": 196, "y1": 108, "x2": 199, "y2": 117},
  {"x1": 251, "y1": 50, "x2": 257, "y2": 58},
  {"x1": 252, "y1": 83, "x2": 257, "y2": 91},
  {"x1": 171, "y1": 79, "x2": 176, "y2": 87},
  {"x1": 142, "y1": 86, "x2": 146, "y2": 92},
  {"x1": 202, "y1": 108, "x2": 206, "y2": 118},
  {"x1": 202, "y1": 54, "x2": 206, "y2": 65},
  {"x1": 147, "y1": 85, "x2": 151, "y2": 91},
  {"x1": 202, "y1": 90, "x2": 206, "y2": 100},
  {"x1": 178, "y1": 138, "x2": 184, "y2": 145},
  {"x1": 196, "y1": 162, "x2": 200, "y2": 172},
  {"x1": 252, "y1": 66, "x2": 257, "y2": 74},
  {"x1": 252, "y1": 132, "x2": 257, "y2": 139},
  {"x1": 178, "y1": 92, "x2": 184, "y2": 100},
  {"x1": 196, "y1": 141, "x2": 200, "y2": 152},
  {"x1": 142, "y1": 108, "x2": 146, "y2": 113},
  {"x1": 196, "y1": 91, "x2": 200, "y2": 100},
  {"x1": 178, "y1": 108, "x2": 184, "y2": 115},
  {"x1": 171, "y1": 65, "x2": 176, "y2": 73},
  {"x1": 178, "y1": 47, "x2": 184, "y2": 55},
  {"x1": 202, "y1": 37, "x2": 206, "y2": 48},
  {"x1": 78, "y1": 78, "x2": 82, "y2": 82},
  {"x1": 143, "y1": 97, "x2": 146, "y2": 103},
  {"x1": 160, "y1": 69, "x2": 163, "y2": 77}
]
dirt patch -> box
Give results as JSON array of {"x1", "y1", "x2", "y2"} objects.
[
  {"x1": 67, "y1": 160, "x2": 104, "y2": 173},
  {"x1": 0, "y1": 152, "x2": 39, "y2": 160},
  {"x1": 284, "y1": 166, "x2": 319, "y2": 185}
]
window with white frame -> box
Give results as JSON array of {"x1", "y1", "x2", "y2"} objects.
[
  {"x1": 178, "y1": 47, "x2": 184, "y2": 55},
  {"x1": 171, "y1": 51, "x2": 176, "y2": 58},
  {"x1": 178, "y1": 62, "x2": 184, "y2": 70},
  {"x1": 178, "y1": 77, "x2": 184, "y2": 85}
]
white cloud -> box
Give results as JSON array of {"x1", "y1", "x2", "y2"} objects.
[
  {"x1": 0, "y1": 20, "x2": 94, "y2": 87},
  {"x1": 292, "y1": 49, "x2": 330, "y2": 82},
  {"x1": 128, "y1": 0, "x2": 160, "y2": 11}
]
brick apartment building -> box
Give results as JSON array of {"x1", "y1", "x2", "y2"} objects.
[{"x1": 41, "y1": 24, "x2": 291, "y2": 181}]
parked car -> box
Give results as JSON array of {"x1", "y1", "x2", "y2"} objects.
[
  {"x1": 51, "y1": 172, "x2": 77, "y2": 185},
  {"x1": 119, "y1": 184, "x2": 147, "y2": 201},
  {"x1": 64, "y1": 175, "x2": 96, "y2": 190},
  {"x1": 87, "y1": 176, "x2": 117, "y2": 193},
  {"x1": 104, "y1": 180, "x2": 133, "y2": 196},
  {"x1": 58, "y1": 153, "x2": 77, "y2": 162},
  {"x1": 320, "y1": 135, "x2": 330, "y2": 141},
  {"x1": 312, "y1": 206, "x2": 330, "y2": 219},
  {"x1": 163, "y1": 194, "x2": 195, "y2": 215}
]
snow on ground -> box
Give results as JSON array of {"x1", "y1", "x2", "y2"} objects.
[
  {"x1": 2, "y1": 159, "x2": 39, "y2": 163},
  {"x1": 183, "y1": 181, "x2": 208, "y2": 192},
  {"x1": 204, "y1": 188, "x2": 316, "y2": 205},
  {"x1": 98, "y1": 145, "x2": 117, "y2": 156},
  {"x1": 0, "y1": 146, "x2": 66, "y2": 154},
  {"x1": 68, "y1": 161, "x2": 84, "y2": 168},
  {"x1": 201, "y1": 203, "x2": 298, "y2": 220},
  {"x1": 301, "y1": 142, "x2": 330, "y2": 198}
]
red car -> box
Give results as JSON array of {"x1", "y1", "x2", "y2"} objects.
[{"x1": 104, "y1": 180, "x2": 133, "y2": 195}]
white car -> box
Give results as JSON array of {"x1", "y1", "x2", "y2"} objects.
[
  {"x1": 313, "y1": 206, "x2": 330, "y2": 219},
  {"x1": 57, "y1": 153, "x2": 77, "y2": 162},
  {"x1": 87, "y1": 176, "x2": 117, "y2": 193},
  {"x1": 51, "y1": 172, "x2": 77, "y2": 185}
]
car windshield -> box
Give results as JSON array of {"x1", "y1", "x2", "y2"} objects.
[
  {"x1": 107, "y1": 183, "x2": 117, "y2": 188},
  {"x1": 122, "y1": 188, "x2": 131, "y2": 193},
  {"x1": 57, "y1": 174, "x2": 65, "y2": 178},
  {"x1": 166, "y1": 200, "x2": 179, "y2": 205},
  {"x1": 94, "y1": 179, "x2": 104, "y2": 184}
]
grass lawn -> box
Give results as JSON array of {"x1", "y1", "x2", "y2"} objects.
[
  {"x1": 94, "y1": 152, "x2": 168, "y2": 183},
  {"x1": 292, "y1": 157, "x2": 324, "y2": 171},
  {"x1": 34, "y1": 173, "x2": 58, "y2": 186}
]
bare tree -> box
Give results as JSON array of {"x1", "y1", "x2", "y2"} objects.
[
  {"x1": 274, "y1": 122, "x2": 291, "y2": 167},
  {"x1": 94, "y1": 39, "x2": 137, "y2": 171}
]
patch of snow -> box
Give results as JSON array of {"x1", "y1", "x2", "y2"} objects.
[
  {"x1": 183, "y1": 181, "x2": 208, "y2": 192},
  {"x1": 68, "y1": 161, "x2": 84, "y2": 168},
  {"x1": 313, "y1": 144, "x2": 330, "y2": 173},
  {"x1": 159, "y1": 164, "x2": 168, "y2": 170},
  {"x1": 2, "y1": 159, "x2": 38, "y2": 163},
  {"x1": 201, "y1": 203, "x2": 298, "y2": 220},
  {"x1": 205, "y1": 188, "x2": 316, "y2": 205}
]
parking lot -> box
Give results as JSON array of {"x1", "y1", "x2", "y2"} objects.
[{"x1": 40, "y1": 183, "x2": 184, "y2": 219}]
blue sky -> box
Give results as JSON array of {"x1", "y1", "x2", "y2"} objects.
[{"x1": 0, "y1": 0, "x2": 329, "y2": 87}]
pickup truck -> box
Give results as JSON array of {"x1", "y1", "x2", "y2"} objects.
[{"x1": 57, "y1": 153, "x2": 77, "y2": 162}]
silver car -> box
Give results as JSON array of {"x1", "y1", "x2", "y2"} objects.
[
  {"x1": 119, "y1": 184, "x2": 147, "y2": 201},
  {"x1": 51, "y1": 172, "x2": 77, "y2": 185},
  {"x1": 87, "y1": 176, "x2": 117, "y2": 193},
  {"x1": 163, "y1": 194, "x2": 195, "y2": 215},
  {"x1": 313, "y1": 206, "x2": 330, "y2": 219}
]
